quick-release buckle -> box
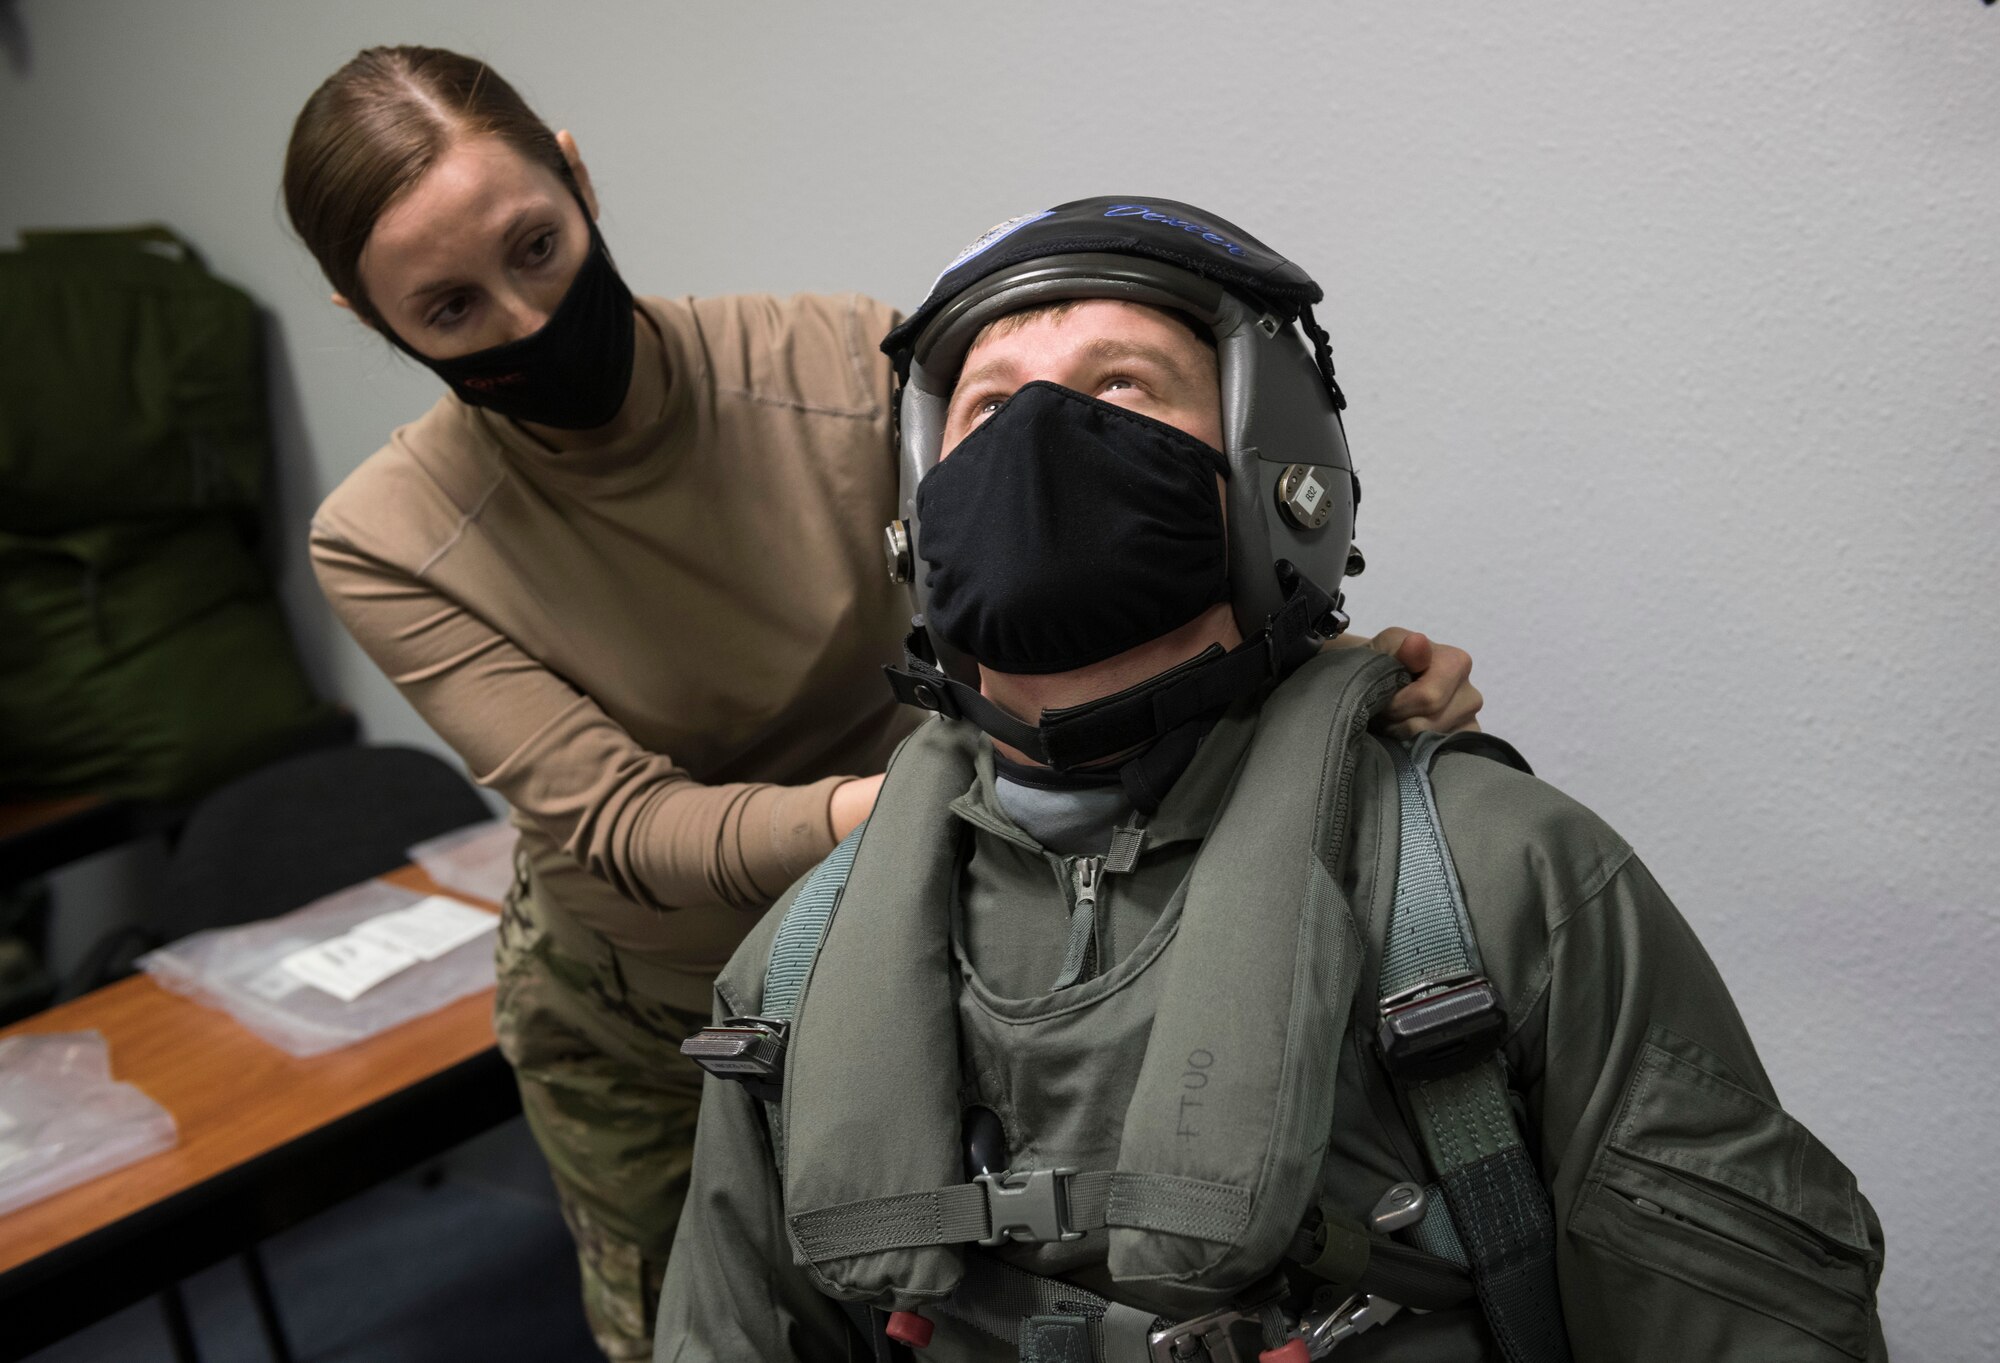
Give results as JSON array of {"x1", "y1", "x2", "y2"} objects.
[
  {"x1": 1146, "y1": 1303, "x2": 1268, "y2": 1363},
  {"x1": 975, "y1": 1168, "x2": 1081, "y2": 1246},
  {"x1": 680, "y1": 1017, "x2": 788, "y2": 1102},
  {"x1": 1377, "y1": 974, "x2": 1508, "y2": 1082},
  {"x1": 1296, "y1": 1293, "x2": 1405, "y2": 1357}
]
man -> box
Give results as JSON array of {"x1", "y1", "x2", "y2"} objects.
[{"x1": 655, "y1": 198, "x2": 1888, "y2": 1362}]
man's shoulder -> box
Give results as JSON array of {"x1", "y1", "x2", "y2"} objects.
[
  {"x1": 1416, "y1": 740, "x2": 1638, "y2": 1013},
  {"x1": 1428, "y1": 743, "x2": 1635, "y2": 922}
]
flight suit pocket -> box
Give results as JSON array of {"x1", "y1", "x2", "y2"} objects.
[{"x1": 1570, "y1": 1027, "x2": 1881, "y2": 1360}]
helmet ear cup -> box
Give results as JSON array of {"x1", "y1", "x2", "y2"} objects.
[{"x1": 1216, "y1": 305, "x2": 1356, "y2": 643}]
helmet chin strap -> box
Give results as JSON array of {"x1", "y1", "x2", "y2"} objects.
[{"x1": 884, "y1": 561, "x2": 1348, "y2": 774}]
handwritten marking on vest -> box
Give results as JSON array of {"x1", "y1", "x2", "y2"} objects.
[{"x1": 1177, "y1": 1049, "x2": 1215, "y2": 1141}]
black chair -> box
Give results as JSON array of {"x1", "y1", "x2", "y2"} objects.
[
  {"x1": 94, "y1": 743, "x2": 492, "y2": 1363},
  {"x1": 153, "y1": 742, "x2": 493, "y2": 941}
]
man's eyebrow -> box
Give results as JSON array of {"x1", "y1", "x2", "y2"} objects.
[
  {"x1": 955, "y1": 336, "x2": 1203, "y2": 402},
  {"x1": 401, "y1": 208, "x2": 542, "y2": 303},
  {"x1": 1075, "y1": 336, "x2": 1200, "y2": 386},
  {"x1": 953, "y1": 355, "x2": 1019, "y2": 398}
]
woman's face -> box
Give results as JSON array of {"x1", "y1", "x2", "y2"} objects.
[{"x1": 352, "y1": 134, "x2": 595, "y2": 361}]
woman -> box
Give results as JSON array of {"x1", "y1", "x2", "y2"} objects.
[{"x1": 283, "y1": 46, "x2": 1481, "y2": 1361}]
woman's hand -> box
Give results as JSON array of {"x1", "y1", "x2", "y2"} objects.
[
  {"x1": 829, "y1": 773, "x2": 886, "y2": 840},
  {"x1": 1339, "y1": 628, "x2": 1483, "y2": 737}
]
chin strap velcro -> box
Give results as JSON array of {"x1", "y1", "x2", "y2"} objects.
[
  {"x1": 883, "y1": 562, "x2": 1347, "y2": 772},
  {"x1": 1118, "y1": 716, "x2": 1204, "y2": 816}
]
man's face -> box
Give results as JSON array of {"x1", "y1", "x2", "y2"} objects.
[{"x1": 941, "y1": 299, "x2": 1224, "y2": 455}]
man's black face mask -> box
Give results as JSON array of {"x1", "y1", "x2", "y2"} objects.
[
  {"x1": 915, "y1": 381, "x2": 1231, "y2": 676},
  {"x1": 387, "y1": 215, "x2": 636, "y2": 431}
]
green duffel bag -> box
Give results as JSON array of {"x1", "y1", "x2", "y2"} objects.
[
  {"x1": 0, "y1": 516, "x2": 340, "y2": 802},
  {"x1": 0, "y1": 226, "x2": 268, "y2": 534}
]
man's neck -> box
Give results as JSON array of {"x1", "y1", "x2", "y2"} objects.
[{"x1": 979, "y1": 602, "x2": 1241, "y2": 767}]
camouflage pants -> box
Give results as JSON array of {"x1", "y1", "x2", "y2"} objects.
[{"x1": 494, "y1": 870, "x2": 712, "y2": 1361}]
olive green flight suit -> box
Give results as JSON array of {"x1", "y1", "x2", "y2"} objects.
[{"x1": 654, "y1": 653, "x2": 1888, "y2": 1361}]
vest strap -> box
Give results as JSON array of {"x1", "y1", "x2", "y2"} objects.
[
  {"x1": 765, "y1": 823, "x2": 867, "y2": 1024},
  {"x1": 679, "y1": 824, "x2": 869, "y2": 1170},
  {"x1": 789, "y1": 1169, "x2": 1251, "y2": 1263},
  {"x1": 1379, "y1": 734, "x2": 1571, "y2": 1363},
  {"x1": 763, "y1": 649, "x2": 1410, "y2": 1314}
]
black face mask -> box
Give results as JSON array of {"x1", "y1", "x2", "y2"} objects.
[
  {"x1": 387, "y1": 216, "x2": 637, "y2": 431},
  {"x1": 915, "y1": 381, "x2": 1231, "y2": 675}
]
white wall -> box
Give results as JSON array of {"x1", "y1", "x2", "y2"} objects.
[{"x1": 5, "y1": 2, "x2": 1996, "y2": 1356}]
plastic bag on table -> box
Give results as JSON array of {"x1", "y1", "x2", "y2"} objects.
[
  {"x1": 138, "y1": 878, "x2": 497, "y2": 1057},
  {"x1": 0, "y1": 1030, "x2": 177, "y2": 1216},
  {"x1": 406, "y1": 818, "x2": 517, "y2": 905}
]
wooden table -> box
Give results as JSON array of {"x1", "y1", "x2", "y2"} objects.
[{"x1": 0, "y1": 864, "x2": 519, "y2": 1360}]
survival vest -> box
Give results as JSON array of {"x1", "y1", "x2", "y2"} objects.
[{"x1": 689, "y1": 649, "x2": 1568, "y2": 1362}]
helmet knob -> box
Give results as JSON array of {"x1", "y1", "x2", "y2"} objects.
[
  {"x1": 1276, "y1": 463, "x2": 1335, "y2": 531},
  {"x1": 883, "y1": 519, "x2": 914, "y2": 584}
]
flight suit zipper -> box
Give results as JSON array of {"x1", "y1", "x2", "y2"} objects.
[{"x1": 1052, "y1": 854, "x2": 1104, "y2": 989}]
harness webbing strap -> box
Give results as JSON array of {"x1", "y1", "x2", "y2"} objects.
[
  {"x1": 792, "y1": 1185, "x2": 995, "y2": 1261},
  {"x1": 1071, "y1": 1170, "x2": 1252, "y2": 1244},
  {"x1": 1381, "y1": 738, "x2": 1485, "y2": 997},
  {"x1": 932, "y1": 1255, "x2": 1162, "y2": 1360},
  {"x1": 1436, "y1": 1145, "x2": 1571, "y2": 1363},
  {"x1": 1381, "y1": 737, "x2": 1571, "y2": 1363},
  {"x1": 1405, "y1": 1184, "x2": 1468, "y2": 1267},
  {"x1": 757, "y1": 826, "x2": 867, "y2": 1175},
  {"x1": 764, "y1": 824, "x2": 867, "y2": 1024},
  {"x1": 789, "y1": 1170, "x2": 1251, "y2": 1263}
]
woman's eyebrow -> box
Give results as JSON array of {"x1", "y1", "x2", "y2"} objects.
[
  {"x1": 404, "y1": 276, "x2": 464, "y2": 304},
  {"x1": 402, "y1": 208, "x2": 549, "y2": 302}
]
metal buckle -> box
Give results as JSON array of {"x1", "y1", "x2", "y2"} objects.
[
  {"x1": 1376, "y1": 973, "x2": 1507, "y2": 1082},
  {"x1": 975, "y1": 1168, "x2": 1081, "y2": 1246},
  {"x1": 680, "y1": 1017, "x2": 788, "y2": 1100},
  {"x1": 1146, "y1": 1304, "x2": 1265, "y2": 1362},
  {"x1": 1296, "y1": 1293, "x2": 1404, "y2": 1356},
  {"x1": 1369, "y1": 1182, "x2": 1428, "y2": 1234}
]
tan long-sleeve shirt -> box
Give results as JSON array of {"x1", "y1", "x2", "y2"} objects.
[{"x1": 310, "y1": 293, "x2": 916, "y2": 963}]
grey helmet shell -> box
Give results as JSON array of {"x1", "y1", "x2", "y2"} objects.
[{"x1": 889, "y1": 231, "x2": 1356, "y2": 688}]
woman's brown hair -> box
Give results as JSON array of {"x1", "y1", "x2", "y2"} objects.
[{"x1": 282, "y1": 46, "x2": 580, "y2": 328}]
